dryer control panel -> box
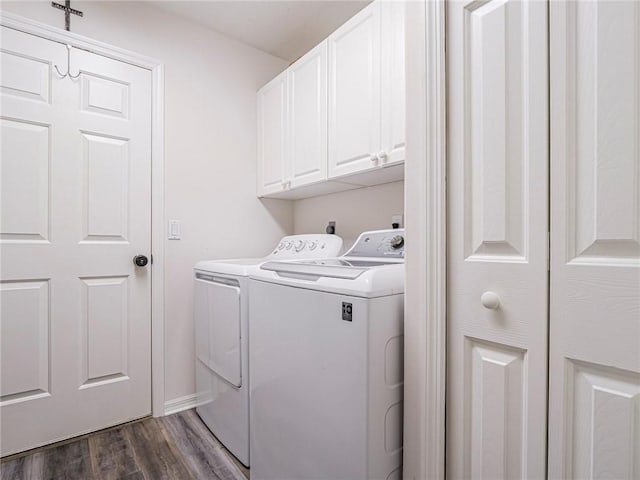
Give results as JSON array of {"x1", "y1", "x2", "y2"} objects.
[
  {"x1": 345, "y1": 229, "x2": 405, "y2": 259},
  {"x1": 268, "y1": 234, "x2": 343, "y2": 259}
]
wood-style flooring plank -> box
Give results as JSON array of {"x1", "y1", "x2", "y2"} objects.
[
  {"x1": 41, "y1": 439, "x2": 92, "y2": 480},
  {"x1": 162, "y1": 410, "x2": 246, "y2": 480},
  {"x1": 1, "y1": 451, "x2": 44, "y2": 480},
  {"x1": 88, "y1": 427, "x2": 140, "y2": 480},
  {"x1": 124, "y1": 417, "x2": 193, "y2": 480},
  {"x1": 1, "y1": 456, "x2": 25, "y2": 480}
]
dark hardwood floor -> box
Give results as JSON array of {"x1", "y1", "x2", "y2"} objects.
[{"x1": 1, "y1": 409, "x2": 249, "y2": 480}]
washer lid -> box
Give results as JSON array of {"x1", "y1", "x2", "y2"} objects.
[{"x1": 260, "y1": 261, "x2": 368, "y2": 279}]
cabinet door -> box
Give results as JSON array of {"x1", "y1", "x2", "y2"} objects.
[
  {"x1": 380, "y1": 0, "x2": 405, "y2": 166},
  {"x1": 446, "y1": 1, "x2": 549, "y2": 478},
  {"x1": 548, "y1": 2, "x2": 640, "y2": 478},
  {"x1": 327, "y1": 2, "x2": 381, "y2": 179},
  {"x1": 288, "y1": 41, "x2": 328, "y2": 188},
  {"x1": 257, "y1": 71, "x2": 288, "y2": 196}
]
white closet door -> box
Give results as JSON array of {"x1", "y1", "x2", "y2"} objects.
[
  {"x1": 548, "y1": 2, "x2": 640, "y2": 478},
  {"x1": 446, "y1": 1, "x2": 549, "y2": 478},
  {"x1": 327, "y1": 1, "x2": 381, "y2": 178},
  {"x1": 0, "y1": 27, "x2": 152, "y2": 455},
  {"x1": 288, "y1": 41, "x2": 327, "y2": 188}
]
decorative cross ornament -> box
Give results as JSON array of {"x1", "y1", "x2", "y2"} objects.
[{"x1": 51, "y1": 1, "x2": 83, "y2": 31}]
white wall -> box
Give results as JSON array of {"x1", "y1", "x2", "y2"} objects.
[
  {"x1": 293, "y1": 181, "x2": 404, "y2": 244},
  {"x1": 1, "y1": 1, "x2": 292, "y2": 405}
]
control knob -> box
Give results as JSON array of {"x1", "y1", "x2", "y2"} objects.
[
  {"x1": 390, "y1": 235, "x2": 404, "y2": 249},
  {"x1": 294, "y1": 240, "x2": 305, "y2": 252},
  {"x1": 308, "y1": 241, "x2": 317, "y2": 251}
]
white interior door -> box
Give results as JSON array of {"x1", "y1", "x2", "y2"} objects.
[
  {"x1": 446, "y1": 1, "x2": 549, "y2": 478},
  {"x1": 288, "y1": 41, "x2": 328, "y2": 189},
  {"x1": 0, "y1": 27, "x2": 152, "y2": 456},
  {"x1": 327, "y1": 1, "x2": 380, "y2": 178},
  {"x1": 548, "y1": 1, "x2": 640, "y2": 478}
]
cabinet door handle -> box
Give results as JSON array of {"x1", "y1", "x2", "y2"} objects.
[
  {"x1": 370, "y1": 154, "x2": 378, "y2": 163},
  {"x1": 378, "y1": 151, "x2": 388, "y2": 163}
]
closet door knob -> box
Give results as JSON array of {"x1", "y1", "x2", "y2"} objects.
[{"x1": 481, "y1": 291, "x2": 501, "y2": 310}]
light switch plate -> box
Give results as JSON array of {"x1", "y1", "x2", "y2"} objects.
[{"x1": 168, "y1": 220, "x2": 181, "y2": 240}]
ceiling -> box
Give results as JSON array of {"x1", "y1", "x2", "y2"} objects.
[{"x1": 150, "y1": 1, "x2": 371, "y2": 62}]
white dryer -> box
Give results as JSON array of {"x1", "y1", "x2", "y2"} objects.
[
  {"x1": 249, "y1": 229, "x2": 405, "y2": 480},
  {"x1": 194, "y1": 234, "x2": 343, "y2": 467}
]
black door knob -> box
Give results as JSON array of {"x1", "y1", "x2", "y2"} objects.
[{"x1": 133, "y1": 255, "x2": 149, "y2": 267}]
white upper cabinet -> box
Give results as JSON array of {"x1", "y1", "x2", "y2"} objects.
[
  {"x1": 327, "y1": 2, "x2": 382, "y2": 178},
  {"x1": 257, "y1": 71, "x2": 288, "y2": 196},
  {"x1": 327, "y1": 0, "x2": 406, "y2": 180},
  {"x1": 288, "y1": 41, "x2": 328, "y2": 189},
  {"x1": 256, "y1": 0, "x2": 405, "y2": 198}
]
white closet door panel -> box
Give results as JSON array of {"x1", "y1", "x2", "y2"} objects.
[
  {"x1": 328, "y1": 2, "x2": 381, "y2": 178},
  {"x1": 288, "y1": 41, "x2": 328, "y2": 188},
  {"x1": 257, "y1": 72, "x2": 288, "y2": 196},
  {"x1": 447, "y1": 1, "x2": 549, "y2": 478},
  {"x1": 548, "y1": 2, "x2": 640, "y2": 478},
  {"x1": 0, "y1": 27, "x2": 152, "y2": 456},
  {"x1": 381, "y1": 0, "x2": 405, "y2": 166}
]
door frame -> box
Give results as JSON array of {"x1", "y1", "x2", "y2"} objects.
[
  {"x1": 0, "y1": 11, "x2": 166, "y2": 417},
  {"x1": 403, "y1": 1, "x2": 446, "y2": 479}
]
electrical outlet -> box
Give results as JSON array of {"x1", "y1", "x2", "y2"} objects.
[{"x1": 391, "y1": 214, "x2": 403, "y2": 228}]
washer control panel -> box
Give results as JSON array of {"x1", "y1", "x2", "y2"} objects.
[
  {"x1": 269, "y1": 234, "x2": 343, "y2": 259},
  {"x1": 345, "y1": 229, "x2": 405, "y2": 258}
]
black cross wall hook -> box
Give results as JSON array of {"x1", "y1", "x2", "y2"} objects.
[{"x1": 51, "y1": 1, "x2": 83, "y2": 31}]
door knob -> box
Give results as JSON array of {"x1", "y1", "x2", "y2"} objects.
[
  {"x1": 481, "y1": 291, "x2": 501, "y2": 309},
  {"x1": 377, "y1": 151, "x2": 388, "y2": 162},
  {"x1": 133, "y1": 255, "x2": 149, "y2": 267}
]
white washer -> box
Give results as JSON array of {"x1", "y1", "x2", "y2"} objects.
[
  {"x1": 194, "y1": 234, "x2": 343, "y2": 467},
  {"x1": 249, "y1": 229, "x2": 405, "y2": 480}
]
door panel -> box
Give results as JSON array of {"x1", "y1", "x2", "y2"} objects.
[
  {"x1": 548, "y1": 1, "x2": 640, "y2": 477},
  {"x1": 381, "y1": 0, "x2": 405, "y2": 166},
  {"x1": 0, "y1": 118, "x2": 50, "y2": 242},
  {"x1": 257, "y1": 72, "x2": 287, "y2": 196},
  {"x1": 327, "y1": 1, "x2": 380, "y2": 178},
  {"x1": 447, "y1": 1, "x2": 549, "y2": 478},
  {"x1": 288, "y1": 41, "x2": 328, "y2": 188},
  {"x1": 0, "y1": 27, "x2": 152, "y2": 456},
  {"x1": 0, "y1": 280, "x2": 50, "y2": 403}
]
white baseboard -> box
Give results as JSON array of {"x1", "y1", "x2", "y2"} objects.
[{"x1": 164, "y1": 393, "x2": 197, "y2": 416}]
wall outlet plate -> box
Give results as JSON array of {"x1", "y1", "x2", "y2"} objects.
[{"x1": 168, "y1": 220, "x2": 181, "y2": 240}]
